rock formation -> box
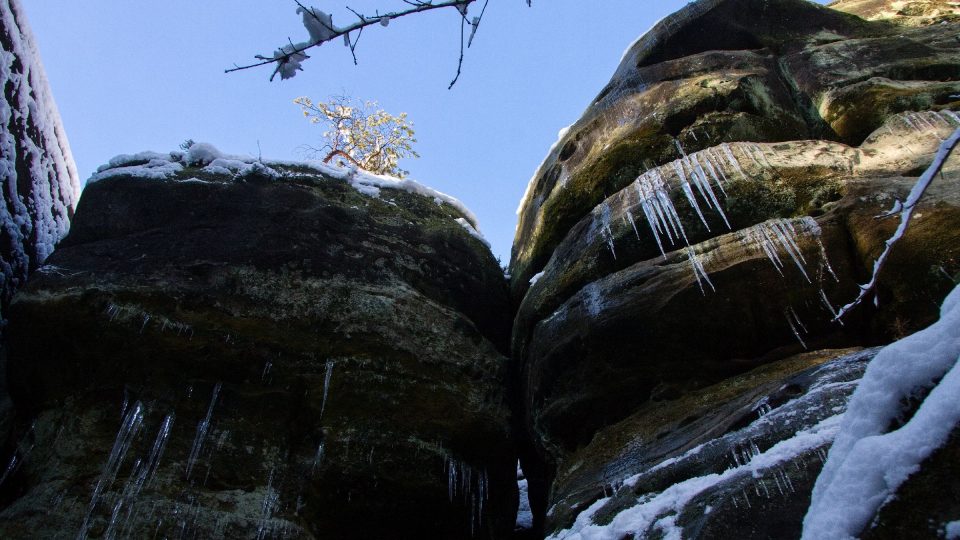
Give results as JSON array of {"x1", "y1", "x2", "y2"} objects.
[
  {"x1": 0, "y1": 0, "x2": 81, "y2": 319},
  {"x1": 3, "y1": 0, "x2": 960, "y2": 538},
  {"x1": 0, "y1": 0, "x2": 81, "y2": 471},
  {"x1": 510, "y1": 0, "x2": 960, "y2": 536},
  {"x1": 0, "y1": 153, "x2": 515, "y2": 539}
]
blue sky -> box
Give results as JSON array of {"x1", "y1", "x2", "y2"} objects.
[{"x1": 24, "y1": 0, "x2": 828, "y2": 262}]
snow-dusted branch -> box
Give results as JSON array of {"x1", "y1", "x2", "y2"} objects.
[
  {"x1": 226, "y1": 0, "x2": 518, "y2": 85},
  {"x1": 834, "y1": 127, "x2": 960, "y2": 321}
]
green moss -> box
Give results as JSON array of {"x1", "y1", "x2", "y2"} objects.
[
  {"x1": 724, "y1": 178, "x2": 798, "y2": 225},
  {"x1": 825, "y1": 80, "x2": 960, "y2": 144}
]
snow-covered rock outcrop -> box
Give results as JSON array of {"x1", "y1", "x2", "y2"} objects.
[{"x1": 0, "y1": 0, "x2": 80, "y2": 319}]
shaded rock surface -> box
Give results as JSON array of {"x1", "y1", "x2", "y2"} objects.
[
  {"x1": 0, "y1": 0, "x2": 81, "y2": 476},
  {"x1": 0, "y1": 159, "x2": 515, "y2": 539},
  {"x1": 860, "y1": 426, "x2": 960, "y2": 539},
  {"x1": 545, "y1": 348, "x2": 874, "y2": 538},
  {"x1": 509, "y1": 0, "x2": 960, "y2": 535}
]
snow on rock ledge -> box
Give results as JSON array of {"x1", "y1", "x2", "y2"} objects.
[{"x1": 89, "y1": 142, "x2": 483, "y2": 234}]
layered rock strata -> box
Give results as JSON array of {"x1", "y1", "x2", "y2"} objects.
[
  {"x1": 0, "y1": 156, "x2": 516, "y2": 539},
  {"x1": 509, "y1": 0, "x2": 960, "y2": 535}
]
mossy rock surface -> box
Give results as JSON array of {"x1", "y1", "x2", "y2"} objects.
[
  {"x1": 830, "y1": 0, "x2": 960, "y2": 26},
  {"x1": 0, "y1": 167, "x2": 516, "y2": 539},
  {"x1": 509, "y1": 0, "x2": 960, "y2": 531}
]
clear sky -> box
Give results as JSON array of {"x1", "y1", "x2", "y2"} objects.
[{"x1": 23, "y1": 0, "x2": 828, "y2": 263}]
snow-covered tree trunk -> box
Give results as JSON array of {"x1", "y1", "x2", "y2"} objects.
[{"x1": 0, "y1": 0, "x2": 80, "y2": 320}]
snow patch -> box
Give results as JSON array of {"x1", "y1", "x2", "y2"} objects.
[
  {"x1": 549, "y1": 414, "x2": 843, "y2": 540},
  {"x1": 455, "y1": 217, "x2": 490, "y2": 248},
  {"x1": 516, "y1": 122, "x2": 574, "y2": 218},
  {"x1": 89, "y1": 142, "x2": 484, "y2": 242},
  {"x1": 803, "y1": 284, "x2": 960, "y2": 540}
]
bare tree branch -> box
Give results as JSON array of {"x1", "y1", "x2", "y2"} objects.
[
  {"x1": 834, "y1": 127, "x2": 960, "y2": 321},
  {"x1": 226, "y1": 0, "x2": 477, "y2": 80}
]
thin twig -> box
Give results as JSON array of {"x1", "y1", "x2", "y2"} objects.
[{"x1": 448, "y1": 14, "x2": 467, "y2": 89}]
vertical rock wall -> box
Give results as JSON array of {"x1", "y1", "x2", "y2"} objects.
[
  {"x1": 0, "y1": 0, "x2": 80, "y2": 319},
  {"x1": 509, "y1": 0, "x2": 960, "y2": 536}
]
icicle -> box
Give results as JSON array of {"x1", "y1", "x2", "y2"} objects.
[
  {"x1": 186, "y1": 383, "x2": 222, "y2": 480},
  {"x1": 0, "y1": 422, "x2": 35, "y2": 488},
  {"x1": 690, "y1": 153, "x2": 731, "y2": 229},
  {"x1": 783, "y1": 470, "x2": 796, "y2": 493},
  {"x1": 598, "y1": 203, "x2": 617, "y2": 259},
  {"x1": 707, "y1": 148, "x2": 732, "y2": 185},
  {"x1": 902, "y1": 114, "x2": 920, "y2": 133},
  {"x1": 746, "y1": 145, "x2": 764, "y2": 168},
  {"x1": 758, "y1": 478, "x2": 771, "y2": 499},
  {"x1": 943, "y1": 109, "x2": 960, "y2": 126},
  {"x1": 673, "y1": 139, "x2": 710, "y2": 228},
  {"x1": 741, "y1": 219, "x2": 817, "y2": 282},
  {"x1": 104, "y1": 413, "x2": 174, "y2": 539},
  {"x1": 720, "y1": 143, "x2": 746, "y2": 179},
  {"x1": 311, "y1": 442, "x2": 325, "y2": 477},
  {"x1": 320, "y1": 360, "x2": 334, "y2": 419},
  {"x1": 120, "y1": 390, "x2": 129, "y2": 420},
  {"x1": 78, "y1": 402, "x2": 145, "y2": 540},
  {"x1": 699, "y1": 151, "x2": 728, "y2": 197},
  {"x1": 773, "y1": 472, "x2": 785, "y2": 497},
  {"x1": 819, "y1": 289, "x2": 844, "y2": 326},
  {"x1": 687, "y1": 247, "x2": 715, "y2": 295},
  {"x1": 634, "y1": 172, "x2": 677, "y2": 257},
  {"x1": 678, "y1": 166, "x2": 712, "y2": 231},
  {"x1": 144, "y1": 413, "x2": 174, "y2": 488},
  {"x1": 755, "y1": 398, "x2": 773, "y2": 418},
  {"x1": 751, "y1": 143, "x2": 774, "y2": 169},
  {"x1": 742, "y1": 224, "x2": 785, "y2": 275},
  {"x1": 261, "y1": 361, "x2": 273, "y2": 383},
  {"x1": 687, "y1": 156, "x2": 714, "y2": 209},
  {"x1": 773, "y1": 220, "x2": 811, "y2": 283},
  {"x1": 785, "y1": 308, "x2": 808, "y2": 349},
  {"x1": 625, "y1": 210, "x2": 641, "y2": 240},
  {"x1": 815, "y1": 236, "x2": 840, "y2": 283},
  {"x1": 255, "y1": 469, "x2": 279, "y2": 540}
]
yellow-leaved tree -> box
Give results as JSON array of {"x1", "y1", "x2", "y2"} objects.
[{"x1": 294, "y1": 95, "x2": 419, "y2": 178}]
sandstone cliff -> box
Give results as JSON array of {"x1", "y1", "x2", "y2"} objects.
[{"x1": 510, "y1": 0, "x2": 960, "y2": 537}]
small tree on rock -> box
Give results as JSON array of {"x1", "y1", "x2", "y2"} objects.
[{"x1": 295, "y1": 95, "x2": 419, "y2": 178}]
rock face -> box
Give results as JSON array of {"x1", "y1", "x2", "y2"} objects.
[
  {"x1": 0, "y1": 156, "x2": 515, "y2": 538},
  {"x1": 509, "y1": 0, "x2": 960, "y2": 535},
  {"x1": 546, "y1": 347, "x2": 875, "y2": 539},
  {"x1": 830, "y1": 0, "x2": 960, "y2": 26},
  {"x1": 0, "y1": 0, "x2": 81, "y2": 318},
  {"x1": 0, "y1": 0, "x2": 80, "y2": 475}
]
